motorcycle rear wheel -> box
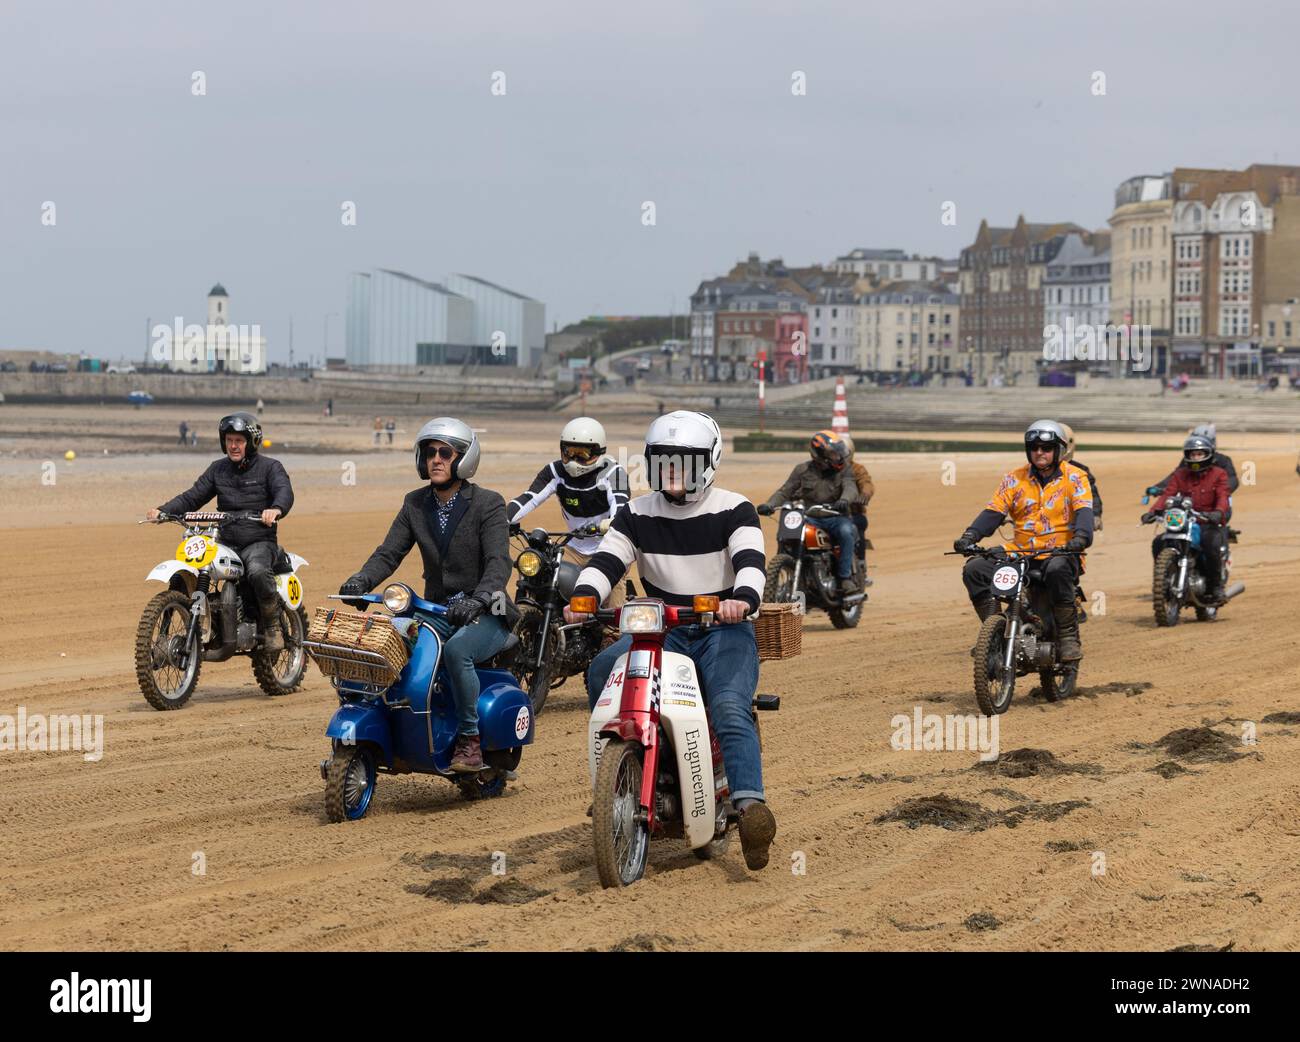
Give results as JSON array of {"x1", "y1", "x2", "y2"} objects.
[
  {"x1": 1153, "y1": 548, "x2": 1181, "y2": 627},
  {"x1": 592, "y1": 739, "x2": 650, "y2": 888},
  {"x1": 135, "y1": 590, "x2": 201, "y2": 711},
  {"x1": 1039, "y1": 666, "x2": 1078, "y2": 702},
  {"x1": 972, "y1": 613, "x2": 1014, "y2": 716},
  {"x1": 252, "y1": 604, "x2": 307, "y2": 697}
]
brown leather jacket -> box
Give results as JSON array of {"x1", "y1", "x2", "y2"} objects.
[{"x1": 848, "y1": 461, "x2": 874, "y2": 514}]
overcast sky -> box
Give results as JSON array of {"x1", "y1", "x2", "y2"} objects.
[{"x1": 3, "y1": 0, "x2": 1297, "y2": 361}]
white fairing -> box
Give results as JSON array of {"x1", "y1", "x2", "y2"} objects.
[
  {"x1": 146, "y1": 560, "x2": 198, "y2": 587},
  {"x1": 587, "y1": 649, "x2": 716, "y2": 850}
]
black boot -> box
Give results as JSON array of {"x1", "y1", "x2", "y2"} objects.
[
  {"x1": 1053, "y1": 604, "x2": 1082, "y2": 662},
  {"x1": 260, "y1": 602, "x2": 285, "y2": 652}
]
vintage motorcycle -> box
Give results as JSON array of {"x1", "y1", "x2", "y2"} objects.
[
  {"x1": 309, "y1": 583, "x2": 535, "y2": 821},
  {"x1": 508, "y1": 519, "x2": 613, "y2": 713},
  {"x1": 956, "y1": 545, "x2": 1084, "y2": 715},
  {"x1": 1143, "y1": 493, "x2": 1244, "y2": 626},
  {"x1": 575, "y1": 592, "x2": 780, "y2": 888},
  {"x1": 135, "y1": 511, "x2": 308, "y2": 709},
  {"x1": 761, "y1": 501, "x2": 867, "y2": 629}
]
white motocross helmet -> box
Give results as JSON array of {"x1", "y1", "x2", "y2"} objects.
[
  {"x1": 1190, "y1": 422, "x2": 1217, "y2": 451},
  {"x1": 559, "y1": 416, "x2": 608, "y2": 477},
  {"x1": 644, "y1": 410, "x2": 722, "y2": 502}
]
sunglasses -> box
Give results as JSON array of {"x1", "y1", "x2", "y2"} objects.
[
  {"x1": 561, "y1": 444, "x2": 601, "y2": 463},
  {"x1": 425, "y1": 445, "x2": 457, "y2": 461}
]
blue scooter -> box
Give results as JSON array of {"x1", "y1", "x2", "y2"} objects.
[{"x1": 308, "y1": 582, "x2": 535, "y2": 822}]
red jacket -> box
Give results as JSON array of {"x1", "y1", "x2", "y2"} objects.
[{"x1": 1153, "y1": 464, "x2": 1229, "y2": 516}]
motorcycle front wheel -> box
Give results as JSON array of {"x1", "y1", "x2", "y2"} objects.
[
  {"x1": 324, "y1": 746, "x2": 376, "y2": 822},
  {"x1": 1153, "y1": 548, "x2": 1182, "y2": 627},
  {"x1": 592, "y1": 738, "x2": 650, "y2": 888},
  {"x1": 135, "y1": 590, "x2": 202, "y2": 710},
  {"x1": 763, "y1": 553, "x2": 797, "y2": 603},
  {"x1": 972, "y1": 613, "x2": 1014, "y2": 715}
]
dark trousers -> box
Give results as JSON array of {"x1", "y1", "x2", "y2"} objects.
[
  {"x1": 851, "y1": 514, "x2": 867, "y2": 558},
  {"x1": 809, "y1": 516, "x2": 856, "y2": 578},
  {"x1": 238, "y1": 540, "x2": 281, "y2": 620},
  {"x1": 962, "y1": 554, "x2": 1077, "y2": 608}
]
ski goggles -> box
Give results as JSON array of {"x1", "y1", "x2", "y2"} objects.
[{"x1": 560, "y1": 443, "x2": 602, "y2": 464}]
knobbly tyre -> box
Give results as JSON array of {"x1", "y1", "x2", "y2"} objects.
[
  {"x1": 761, "y1": 500, "x2": 867, "y2": 628},
  {"x1": 310, "y1": 583, "x2": 535, "y2": 821},
  {"x1": 576, "y1": 592, "x2": 780, "y2": 888},
  {"x1": 1143, "y1": 493, "x2": 1244, "y2": 626},
  {"x1": 135, "y1": 510, "x2": 308, "y2": 709},
  {"x1": 507, "y1": 519, "x2": 613, "y2": 713},
  {"x1": 953, "y1": 546, "x2": 1084, "y2": 715}
]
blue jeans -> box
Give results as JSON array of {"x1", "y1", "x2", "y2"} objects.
[
  {"x1": 809, "y1": 516, "x2": 856, "y2": 578},
  {"x1": 586, "y1": 622, "x2": 764, "y2": 803},
  {"x1": 431, "y1": 613, "x2": 511, "y2": 736}
]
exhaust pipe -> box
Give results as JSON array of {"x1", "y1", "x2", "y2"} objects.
[{"x1": 1221, "y1": 581, "x2": 1245, "y2": 601}]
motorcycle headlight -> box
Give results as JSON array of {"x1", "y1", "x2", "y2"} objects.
[
  {"x1": 382, "y1": 583, "x2": 413, "y2": 614},
  {"x1": 517, "y1": 550, "x2": 543, "y2": 577},
  {"x1": 620, "y1": 602, "x2": 665, "y2": 634}
]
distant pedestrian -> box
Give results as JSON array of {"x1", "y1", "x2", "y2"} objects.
[
  {"x1": 326, "y1": 398, "x2": 334, "y2": 417},
  {"x1": 385, "y1": 418, "x2": 395, "y2": 445},
  {"x1": 256, "y1": 397, "x2": 265, "y2": 416},
  {"x1": 373, "y1": 416, "x2": 383, "y2": 446},
  {"x1": 178, "y1": 420, "x2": 189, "y2": 446},
  {"x1": 190, "y1": 428, "x2": 198, "y2": 447}
]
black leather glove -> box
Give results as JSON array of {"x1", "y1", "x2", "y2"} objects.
[
  {"x1": 831, "y1": 500, "x2": 850, "y2": 514},
  {"x1": 339, "y1": 576, "x2": 369, "y2": 609},
  {"x1": 1140, "y1": 511, "x2": 1157, "y2": 524},
  {"x1": 508, "y1": 522, "x2": 522, "y2": 536},
  {"x1": 1064, "y1": 536, "x2": 1087, "y2": 553},
  {"x1": 756, "y1": 503, "x2": 774, "y2": 516},
  {"x1": 1203, "y1": 510, "x2": 1223, "y2": 524},
  {"x1": 953, "y1": 530, "x2": 978, "y2": 553},
  {"x1": 448, "y1": 595, "x2": 487, "y2": 627}
]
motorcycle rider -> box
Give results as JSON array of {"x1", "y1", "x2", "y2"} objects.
[
  {"x1": 338, "y1": 418, "x2": 517, "y2": 774},
  {"x1": 565, "y1": 411, "x2": 777, "y2": 871},
  {"x1": 1142, "y1": 434, "x2": 1231, "y2": 602},
  {"x1": 148, "y1": 412, "x2": 294, "y2": 651},
  {"x1": 1148, "y1": 422, "x2": 1236, "y2": 558},
  {"x1": 756, "y1": 430, "x2": 861, "y2": 597},
  {"x1": 838, "y1": 432, "x2": 876, "y2": 585},
  {"x1": 506, "y1": 416, "x2": 630, "y2": 606},
  {"x1": 953, "y1": 419, "x2": 1094, "y2": 662},
  {"x1": 1059, "y1": 423, "x2": 1101, "y2": 527}
]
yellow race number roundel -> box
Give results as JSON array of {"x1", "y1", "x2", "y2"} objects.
[
  {"x1": 282, "y1": 573, "x2": 303, "y2": 608},
  {"x1": 176, "y1": 535, "x2": 217, "y2": 569}
]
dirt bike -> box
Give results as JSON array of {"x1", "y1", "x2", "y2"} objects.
[
  {"x1": 761, "y1": 501, "x2": 867, "y2": 628},
  {"x1": 135, "y1": 511, "x2": 308, "y2": 709},
  {"x1": 574, "y1": 593, "x2": 780, "y2": 888},
  {"x1": 1143, "y1": 494, "x2": 1244, "y2": 626},
  {"x1": 955, "y1": 545, "x2": 1084, "y2": 715},
  {"x1": 507, "y1": 519, "x2": 613, "y2": 714}
]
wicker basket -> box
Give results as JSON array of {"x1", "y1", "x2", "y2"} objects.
[
  {"x1": 754, "y1": 602, "x2": 803, "y2": 661},
  {"x1": 304, "y1": 607, "x2": 411, "y2": 686}
]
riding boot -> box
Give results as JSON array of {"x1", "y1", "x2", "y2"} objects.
[
  {"x1": 260, "y1": 601, "x2": 285, "y2": 652},
  {"x1": 1053, "y1": 603, "x2": 1082, "y2": 662}
]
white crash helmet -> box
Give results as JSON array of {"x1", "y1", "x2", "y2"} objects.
[
  {"x1": 559, "y1": 416, "x2": 608, "y2": 477},
  {"x1": 414, "y1": 417, "x2": 480, "y2": 481},
  {"x1": 1024, "y1": 419, "x2": 1068, "y2": 466},
  {"x1": 1190, "y1": 423, "x2": 1217, "y2": 451},
  {"x1": 839, "y1": 432, "x2": 855, "y2": 460},
  {"x1": 644, "y1": 410, "x2": 722, "y2": 502}
]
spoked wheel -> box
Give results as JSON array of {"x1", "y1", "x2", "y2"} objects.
[
  {"x1": 763, "y1": 553, "x2": 797, "y2": 603},
  {"x1": 253, "y1": 604, "x2": 307, "y2": 696},
  {"x1": 1153, "y1": 548, "x2": 1181, "y2": 627},
  {"x1": 135, "y1": 590, "x2": 201, "y2": 710},
  {"x1": 592, "y1": 738, "x2": 650, "y2": 888},
  {"x1": 527, "y1": 661, "x2": 553, "y2": 715},
  {"x1": 972, "y1": 613, "x2": 1015, "y2": 716},
  {"x1": 324, "y1": 746, "x2": 377, "y2": 822},
  {"x1": 828, "y1": 597, "x2": 863, "y2": 629},
  {"x1": 1039, "y1": 666, "x2": 1078, "y2": 703}
]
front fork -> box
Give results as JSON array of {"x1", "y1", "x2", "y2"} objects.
[
  {"x1": 1174, "y1": 553, "x2": 1190, "y2": 602},
  {"x1": 1002, "y1": 597, "x2": 1020, "y2": 675},
  {"x1": 184, "y1": 590, "x2": 208, "y2": 665}
]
